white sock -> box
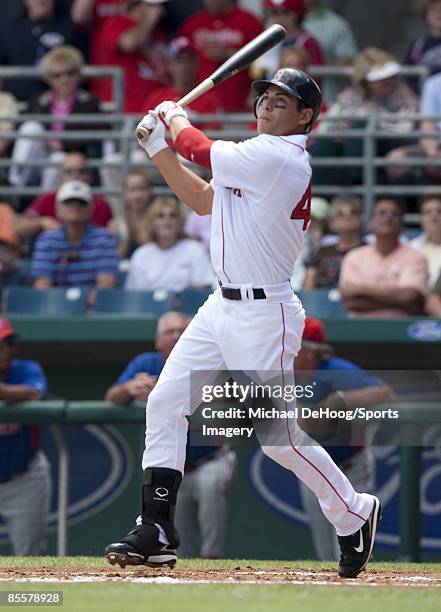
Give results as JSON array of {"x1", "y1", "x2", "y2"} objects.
[{"x1": 155, "y1": 523, "x2": 169, "y2": 546}]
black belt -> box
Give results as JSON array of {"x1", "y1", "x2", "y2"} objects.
[{"x1": 220, "y1": 285, "x2": 266, "y2": 300}]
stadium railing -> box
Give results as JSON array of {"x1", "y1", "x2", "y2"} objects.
[
  {"x1": 0, "y1": 66, "x2": 124, "y2": 112},
  {"x1": 1, "y1": 112, "x2": 440, "y2": 220},
  {"x1": 0, "y1": 400, "x2": 437, "y2": 561},
  {"x1": 308, "y1": 64, "x2": 429, "y2": 93},
  {"x1": 0, "y1": 62, "x2": 438, "y2": 222}
]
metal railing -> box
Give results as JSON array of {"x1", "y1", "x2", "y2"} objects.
[
  {"x1": 0, "y1": 66, "x2": 124, "y2": 112},
  {"x1": 0, "y1": 109, "x2": 440, "y2": 218},
  {"x1": 0, "y1": 400, "x2": 438, "y2": 560},
  {"x1": 308, "y1": 64, "x2": 429, "y2": 92}
]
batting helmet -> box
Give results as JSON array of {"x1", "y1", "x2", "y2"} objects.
[{"x1": 252, "y1": 68, "x2": 322, "y2": 133}]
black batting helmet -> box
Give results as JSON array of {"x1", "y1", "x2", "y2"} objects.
[{"x1": 252, "y1": 68, "x2": 322, "y2": 133}]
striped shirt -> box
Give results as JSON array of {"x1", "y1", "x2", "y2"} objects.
[{"x1": 31, "y1": 224, "x2": 118, "y2": 286}]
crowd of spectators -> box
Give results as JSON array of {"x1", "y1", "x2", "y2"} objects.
[{"x1": 0, "y1": 0, "x2": 438, "y2": 318}]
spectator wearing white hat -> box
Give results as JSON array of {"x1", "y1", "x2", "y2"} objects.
[
  {"x1": 31, "y1": 180, "x2": 118, "y2": 291},
  {"x1": 311, "y1": 48, "x2": 419, "y2": 188}
]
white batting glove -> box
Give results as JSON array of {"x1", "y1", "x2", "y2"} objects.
[
  {"x1": 136, "y1": 110, "x2": 168, "y2": 158},
  {"x1": 155, "y1": 100, "x2": 188, "y2": 126}
]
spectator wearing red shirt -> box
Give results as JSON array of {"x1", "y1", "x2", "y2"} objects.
[
  {"x1": 254, "y1": 0, "x2": 323, "y2": 77},
  {"x1": 142, "y1": 36, "x2": 222, "y2": 128},
  {"x1": 178, "y1": 0, "x2": 263, "y2": 111},
  {"x1": 71, "y1": 0, "x2": 127, "y2": 102},
  {"x1": 97, "y1": 0, "x2": 169, "y2": 112},
  {"x1": 101, "y1": 34, "x2": 223, "y2": 214},
  {"x1": 14, "y1": 152, "x2": 113, "y2": 244}
]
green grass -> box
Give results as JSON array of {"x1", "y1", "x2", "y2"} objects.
[
  {"x1": 1, "y1": 556, "x2": 440, "y2": 571},
  {"x1": 0, "y1": 582, "x2": 439, "y2": 612},
  {"x1": 0, "y1": 558, "x2": 439, "y2": 612}
]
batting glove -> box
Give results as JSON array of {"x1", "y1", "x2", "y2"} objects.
[
  {"x1": 155, "y1": 101, "x2": 188, "y2": 126},
  {"x1": 136, "y1": 110, "x2": 168, "y2": 158}
]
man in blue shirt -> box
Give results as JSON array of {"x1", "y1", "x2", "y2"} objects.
[
  {"x1": 295, "y1": 317, "x2": 395, "y2": 561},
  {"x1": 0, "y1": 318, "x2": 50, "y2": 556},
  {"x1": 105, "y1": 311, "x2": 236, "y2": 558},
  {"x1": 31, "y1": 180, "x2": 118, "y2": 291}
]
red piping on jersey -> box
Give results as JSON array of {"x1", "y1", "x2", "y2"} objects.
[
  {"x1": 278, "y1": 303, "x2": 368, "y2": 524},
  {"x1": 174, "y1": 127, "x2": 213, "y2": 169},
  {"x1": 220, "y1": 200, "x2": 231, "y2": 282},
  {"x1": 279, "y1": 136, "x2": 305, "y2": 152}
]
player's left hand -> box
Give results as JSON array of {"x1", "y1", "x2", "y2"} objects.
[
  {"x1": 155, "y1": 101, "x2": 188, "y2": 127},
  {"x1": 136, "y1": 110, "x2": 168, "y2": 158}
]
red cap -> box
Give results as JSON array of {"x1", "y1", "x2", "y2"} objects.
[
  {"x1": 168, "y1": 36, "x2": 195, "y2": 58},
  {"x1": 0, "y1": 318, "x2": 17, "y2": 341},
  {"x1": 265, "y1": 0, "x2": 305, "y2": 13},
  {"x1": 302, "y1": 317, "x2": 326, "y2": 343}
]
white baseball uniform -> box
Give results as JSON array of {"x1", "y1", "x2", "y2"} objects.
[{"x1": 142, "y1": 132, "x2": 374, "y2": 537}]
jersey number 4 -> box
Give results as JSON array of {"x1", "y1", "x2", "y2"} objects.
[{"x1": 290, "y1": 181, "x2": 311, "y2": 231}]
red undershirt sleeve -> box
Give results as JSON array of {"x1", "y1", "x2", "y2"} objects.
[{"x1": 174, "y1": 127, "x2": 214, "y2": 170}]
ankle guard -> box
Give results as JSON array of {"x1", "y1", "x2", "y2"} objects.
[{"x1": 142, "y1": 468, "x2": 182, "y2": 547}]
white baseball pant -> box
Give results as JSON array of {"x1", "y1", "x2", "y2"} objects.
[
  {"x1": 299, "y1": 447, "x2": 376, "y2": 559},
  {"x1": 142, "y1": 286, "x2": 374, "y2": 536}
]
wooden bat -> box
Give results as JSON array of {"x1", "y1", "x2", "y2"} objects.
[{"x1": 136, "y1": 24, "x2": 286, "y2": 141}]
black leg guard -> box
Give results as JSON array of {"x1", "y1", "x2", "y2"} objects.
[
  {"x1": 105, "y1": 467, "x2": 182, "y2": 568},
  {"x1": 141, "y1": 467, "x2": 182, "y2": 548}
]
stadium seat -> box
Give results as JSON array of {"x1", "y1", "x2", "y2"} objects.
[
  {"x1": 92, "y1": 288, "x2": 175, "y2": 315},
  {"x1": 175, "y1": 287, "x2": 213, "y2": 315},
  {"x1": 15, "y1": 259, "x2": 33, "y2": 284},
  {"x1": 297, "y1": 289, "x2": 347, "y2": 318},
  {"x1": 4, "y1": 287, "x2": 88, "y2": 315}
]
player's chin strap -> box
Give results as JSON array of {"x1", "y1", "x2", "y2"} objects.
[{"x1": 141, "y1": 467, "x2": 182, "y2": 547}]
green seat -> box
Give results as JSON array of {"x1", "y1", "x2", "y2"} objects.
[
  {"x1": 92, "y1": 288, "x2": 175, "y2": 315},
  {"x1": 4, "y1": 287, "x2": 88, "y2": 315}
]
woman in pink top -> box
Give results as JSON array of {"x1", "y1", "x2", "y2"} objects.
[{"x1": 9, "y1": 46, "x2": 102, "y2": 190}]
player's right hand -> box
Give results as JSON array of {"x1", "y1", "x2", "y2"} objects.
[
  {"x1": 155, "y1": 101, "x2": 188, "y2": 127},
  {"x1": 135, "y1": 110, "x2": 168, "y2": 158}
]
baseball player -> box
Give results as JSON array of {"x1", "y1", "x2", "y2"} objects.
[{"x1": 105, "y1": 68, "x2": 381, "y2": 578}]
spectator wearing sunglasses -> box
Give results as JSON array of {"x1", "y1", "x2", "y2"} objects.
[
  {"x1": 303, "y1": 195, "x2": 364, "y2": 289},
  {"x1": 31, "y1": 180, "x2": 118, "y2": 291},
  {"x1": 125, "y1": 196, "x2": 214, "y2": 292},
  {"x1": 8, "y1": 46, "x2": 102, "y2": 190}
]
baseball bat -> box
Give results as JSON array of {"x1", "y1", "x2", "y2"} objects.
[{"x1": 136, "y1": 23, "x2": 286, "y2": 141}]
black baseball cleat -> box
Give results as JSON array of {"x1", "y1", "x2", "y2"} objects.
[
  {"x1": 337, "y1": 496, "x2": 382, "y2": 579},
  {"x1": 105, "y1": 523, "x2": 177, "y2": 569}
]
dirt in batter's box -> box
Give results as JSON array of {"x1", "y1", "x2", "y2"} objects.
[{"x1": 1, "y1": 565, "x2": 440, "y2": 587}]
